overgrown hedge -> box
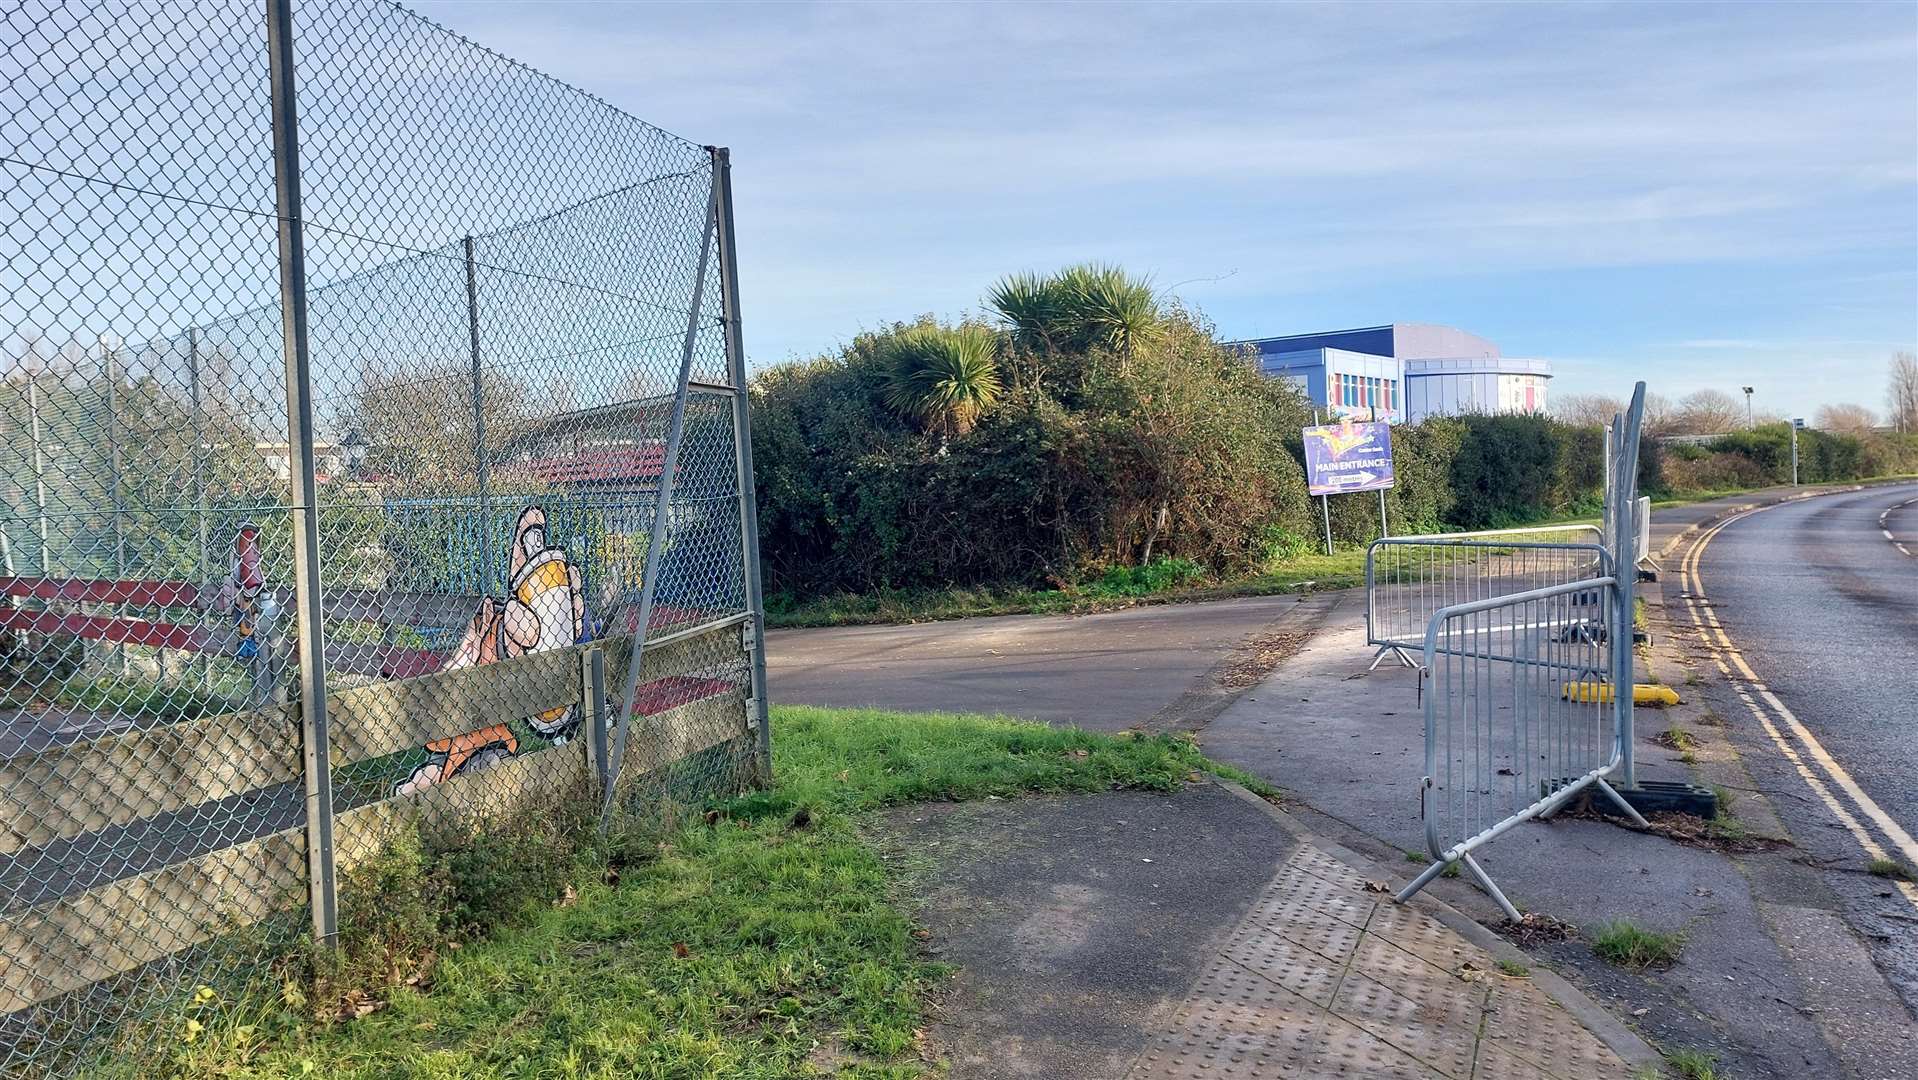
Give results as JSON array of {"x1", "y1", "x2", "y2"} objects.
[{"x1": 753, "y1": 310, "x2": 1319, "y2": 598}]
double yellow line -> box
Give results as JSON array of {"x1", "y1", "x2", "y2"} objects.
[{"x1": 1677, "y1": 505, "x2": 1918, "y2": 910}]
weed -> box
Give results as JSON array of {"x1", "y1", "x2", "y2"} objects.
[
  {"x1": 1867, "y1": 858, "x2": 1916, "y2": 882},
  {"x1": 1495, "y1": 959, "x2": 1529, "y2": 977},
  {"x1": 1405, "y1": 851, "x2": 1427, "y2": 864},
  {"x1": 1443, "y1": 860, "x2": 1461, "y2": 878},
  {"x1": 1591, "y1": 920, "x2": 1684, "y2": 970},
  {"x1": 1662, "y1": 728, "x2": 1698, "y2": 752},
  {"x1": 1706, "y1": 811, "x2": 1751, "y2": 845},
  {"x1": 1666, "y1": 1047, "x2": 1722, "y2": 1079},
  {"x1": 1084, "y1": 556, "x2": 1207, "y2": 598}
]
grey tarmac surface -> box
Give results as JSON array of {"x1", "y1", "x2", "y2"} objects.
[
  {"x1": 768, "y1": 593, "x2": 1327, "y2": 733},
  {"x1": 1688, "y1": 481, "x2": 1918, "y2": 842}
]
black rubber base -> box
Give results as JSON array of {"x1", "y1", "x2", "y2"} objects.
[
  {"x1": 1547, "y1": 778, "x2": 1719, "y2": 819},
  {"x1": 1604, "y1": 779, "x2": 1718, "y2": 819}
]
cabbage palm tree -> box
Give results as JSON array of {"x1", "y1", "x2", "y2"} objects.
[
  {"x1": 988, "y1": 263, "x2": 1161, "y2": 358},
  {"x1": 879, "y1": 323, "x2": 1004, "y2": 437}
]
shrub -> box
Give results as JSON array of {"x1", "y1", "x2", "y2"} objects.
[
  {"x1": 752, "y1": 298, "x2": 1320, "y2": 598},
  {"x1": 1085, "y1": 556, "x2": 1206, "y2": 597}
]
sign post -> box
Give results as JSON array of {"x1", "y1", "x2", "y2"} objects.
[
  {"x1": 1791, "y1": 417, "x2": 1804, "y2": 485},
  {"x1": 1302, "y1": 420, "x2": 1397, "y2": 554}
]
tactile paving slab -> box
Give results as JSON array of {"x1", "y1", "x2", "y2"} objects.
[
  {"x1": 1126, "y1": 843, "x2": 1634, "y2": 1080},
  {"x1": 1482, "y1": 981, "x2": 1636, "y2": 1080},
  {"x1": 1467, "y1": 1036, "x2": 1559, "y2": 1080},
  {"x1": 1129, "y1": 951, "x2": 1322, "y2": 1078},
  {"x1": 1330, "y1": 957, "x2": 1483, "y2": 1078},
  {"x1": 1361, "y1": 904, "x2": 1481, "y2": 978},
  {"x1": 1220, "y1": 919, "x2": 1348, "y2": 1008},
  {"x1": 1304, "y1": 1011, "x2": 1449, "y2": 1078}
]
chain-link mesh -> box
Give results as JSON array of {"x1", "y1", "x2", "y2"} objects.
[{"x1": 1, "y1": 2, "x2": 761, "y2": 1073}]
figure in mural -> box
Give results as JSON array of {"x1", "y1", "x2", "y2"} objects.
[
  {"x1": 394, "y1": 507, "x2": 588, "y2": 795},
  {"x1": 217, "y1": 522, "x2": 270, "y2": 659}
]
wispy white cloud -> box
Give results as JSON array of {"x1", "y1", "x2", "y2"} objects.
[{"x1": 416, "y1": 0, "x2": 1918, "y2": 405}]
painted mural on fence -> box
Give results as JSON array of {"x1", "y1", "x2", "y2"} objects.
[{"x1": 394, "y1": 506, "x2": 588, "y2": 795}]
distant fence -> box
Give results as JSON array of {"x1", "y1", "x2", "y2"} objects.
[
  {"x1": 1363, "y1": 524, "x2": 1606, "y2": 669},
  {"x1": 0, "y1": 1, "x2": 767, "y2": 1074}
]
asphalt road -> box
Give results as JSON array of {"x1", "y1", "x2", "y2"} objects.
[
  {"x1": 767, "y1": 593, "x2": 1326, "y2": 733},
  {"x1": 1693, "y1": 482, "x2": 1918, "y2": 842}
]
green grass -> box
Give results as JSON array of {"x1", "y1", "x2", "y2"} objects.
[
  {"x1": 87, "y1": 705, "x2": 1245, "y2": 1079},
  {"x1": 1866, "y1": 857, "x2": 1916, "y2": 882},
  {"x1": 1403, "y1": 855, "x2": 1457, "y2": 878},
  {"x1": 1590, "y1": 920, "x2": 1685, "y2": 970},
  {"x1": 1495, "y1": 959, "x2": 1529, "y2": 978},
  {"x1": 1665, "y1": 1047, "x2": 1724, "y2": 1079},
  {"x1": 765, "y1": 549, "x2": 1371, "y2": 627}
]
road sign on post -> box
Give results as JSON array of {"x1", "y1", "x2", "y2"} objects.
[
  {"x1": 1791, "y1": 418, "x2": 1804, "y2": 485},
  {"x1": 1303, "y1": 421, "x2": 1396, "y2": 496}
]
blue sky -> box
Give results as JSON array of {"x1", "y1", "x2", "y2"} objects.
[{"x1": 418, "y1": 0, "x2": 1917, "y2": 416}]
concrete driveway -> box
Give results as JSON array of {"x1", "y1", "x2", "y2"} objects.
[{"x1": 767, "y1": 592, "x2": 1331, "y2": 733}]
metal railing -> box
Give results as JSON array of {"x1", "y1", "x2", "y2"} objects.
[
  {"x1": 0, "y1": 2, "x2": 768, "y2": 1074},
  {"x1": 1364, "y1": 526, "x2": 1606, "y2": 669},
  {"x1": 1395, "y1": 384, "x2": 1649, "y2": 917}
]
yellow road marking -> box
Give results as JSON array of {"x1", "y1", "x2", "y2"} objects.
[{"x1": 1678, "y1": 502, "x2": 1918, "y2": 910}]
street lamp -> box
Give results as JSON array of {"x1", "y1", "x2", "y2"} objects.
[{"x1": 1741, "y1": 386, "x2": 1754, "y2": 428}]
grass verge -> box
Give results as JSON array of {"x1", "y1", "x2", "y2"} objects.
[
  {"x1": 765, "y1": 549, "x2": 1369, "y2": 628},
  {"x1": 1590, "y1": 920, "x2": 1685, "y2": 970},
  {"x1": 91, "y1": 705, "x2": 1244, "y2": 1079}
]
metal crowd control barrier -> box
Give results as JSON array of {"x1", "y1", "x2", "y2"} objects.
[
  {"x1": 1395, "y1": 383, "x2": 1649, "y2": 917},
  {"x1": 1364, "y1": 525, "x2": 1605, "y2": 670},
  {"x1": 1395, "y1": 578, "x2": 1648, "y2": 920}
]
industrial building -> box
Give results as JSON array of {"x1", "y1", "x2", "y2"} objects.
[{"x1": 1225, "y1": 323, "x2": 1551, "y2": 423}]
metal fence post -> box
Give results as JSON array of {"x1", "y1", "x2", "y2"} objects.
[
  {"x1": 26, "y1": 375, "x2": 50, "y2": 575},
  {"x1": 265, "y1": 0, "x2": 337, "y2": 944},
  {"x1": 188, "y1": 327, "x2": 210, "y2": 689},
  {"x1": 104, "y1": 339, "x2": 127, "y2": 675},
  {"x1": 580, "y1": 646, "x2": 608, "y2": 791},
  {"x1": 711, "y1": 147, "x2": 773, "y2": 784},
  {"x1": 462, "y1": 235, "x2": 493, "y2": 589},
  {"x1": 600, "y1": 179, "x2": 719, "y2": 826}
]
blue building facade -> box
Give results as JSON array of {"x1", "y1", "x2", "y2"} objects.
[{"x1": 1226, "y1": 323, "x2": 1549, "y2": 423}]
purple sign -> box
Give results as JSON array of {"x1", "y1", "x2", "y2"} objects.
[{"x1": 1302, "y1": 422, "x2": 1395, "y2": 496}]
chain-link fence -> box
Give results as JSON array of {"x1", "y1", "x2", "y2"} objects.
[{"x1": 0, "y1": 1, "x2": 768, "y2": 1073}]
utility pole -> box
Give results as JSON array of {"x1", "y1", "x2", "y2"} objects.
[{"x1": 1742, "y1": 386, "x2": 1754, "y2": 429}]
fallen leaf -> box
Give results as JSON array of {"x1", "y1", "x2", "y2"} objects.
[
  {"x1": 554, "y1": 884, "x2": 577, "y2": 909},
  {"x1": 671, "y1": 942, "x2": 691, "y2": 959},
  {"x1": 1362, "y1": 880, "x2": 1391, "y2": 894}
]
